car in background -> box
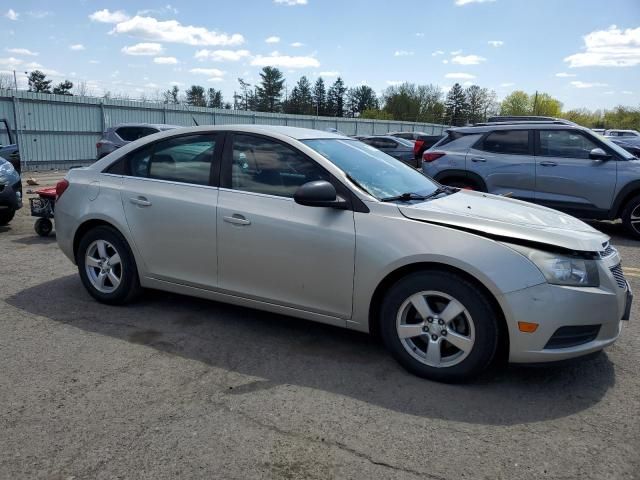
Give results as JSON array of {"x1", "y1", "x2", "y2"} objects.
[
  {"x1": 55, "y1": 125, "x2": 629, "y2": 382},
  {"x1": 422, "y1": 121, "x2": 640, "y2": 238},
  {"x1": 97, "y1": 123, "x2": 180, "y2": 159},
  {"x1": 0, "y1": 118, "x2": 20, "y2": 174},
  {"x1": 388, "y1": 132, "x2": 443, "y2": 167},
  {"x1": 592, "y1": 128, "x2": 606, "y2": 135},
  {"x1": 605, "y1": 129, "x2": 640, "y2": 138},
  {"x1": 0, "y1": 156, "x2": 22, "y2": 226},
  {"x1": 609, "y1": 136, "x2": 640, "y2": 158},
  {"x1": 358, "y1": 135, "x2": 416, "y2": 166}
]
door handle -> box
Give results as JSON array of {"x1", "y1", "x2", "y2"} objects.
[
  {"x1": 223, "y1": 214, "x2": 251, "y2": 226},
  {"x1": 129, "y1": 196, "x2": 152, "y2": 207},
  {"x1": 540, "y1": 161, "x2": 558, "y2": 167},
  {"x1": 471, "y1": 157, "x2": 486, "y2": 163}
]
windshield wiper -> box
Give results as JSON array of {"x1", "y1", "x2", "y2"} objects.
[{"x1": 380, "y1": 187, "x2": 451, "y2": 203}]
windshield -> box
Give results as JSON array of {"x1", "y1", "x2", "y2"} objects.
[
  {"x1": 303, "y1": 138, "x2": 439, "y2": 200},
  {"x1": 394, "y1": 137, "x2": 415, "y2": 148},
  {"x1": 599, "y1": 135, "x2": 637, "y2": 160}
]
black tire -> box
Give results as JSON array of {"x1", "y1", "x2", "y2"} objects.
[
  {"x1": 34, "y1": 218, "x2": 53, "y2": 237},
  {"x1": 76, "y1": 225, "x2": 141, "y2": 305},
  {"x1": 0, "y1": 209, "x2": 15, "y2": 226},
  {"x1": 621, "y1": 194, "x2": 640, "y2": 240},
  {"x1": 380, "y1": 270, "x2": 499, "y2": 383}
]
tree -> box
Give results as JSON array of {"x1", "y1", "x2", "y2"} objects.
[
  {"x1": 74, "y1": 81, "x2": 90, "y2": 97},
  {"x1": 532, "y1": 92, "x2": 563, "y2": 117},
  {"x1": 381, "y1": 83, "x2": 444, "y2": 122},
  {"x1": 27, "y1": 70, "x2": 52, "y2": 93},
  {"x1": 234, "y1": 78, "x2": 256, "y2": 110},
  {"x1": 52, "y1": 80, "x2": 74, "y2": 96},
  {"x1": 185, "y1": 85, "x2": 206, "y2": 107},
  {"x1": 312, "y1": 77, "x2": 327, "y2": 116},
  {"x1": 163, "y1": 85, "x2": 180, "y2": 104},
  {"x1": 465, "y1": 85, "x2": 490, "y2": 124},
  {"x1": 207, "y1": 87, "x2": 224, "y2": 108},
  {"x1": 346, "y1": 85, "x2": 379, "y2": 117},
  {"x1": 500, "y1": 90, "x2": 531, "y2": 116},
  {"x1": 326, "y1": 77, "x2": 347, "y2": 117},
  {"x1": 255, "y1": 66, "x2": 285, "y2": 112},
  {"x1": 0, "y1": 73, "x2": 14, "y2": 90},
  {"x1": 445, "y1": 83, "x2": 468, "y2": 126}
]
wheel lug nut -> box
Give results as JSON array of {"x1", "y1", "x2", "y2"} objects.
[
  {"x1": 431, "y1": 334, "x2": 438, "y2": 341},
  {"x1": 441, "y1": 330, "x2": 447, "y2": 336},
  {"x1": 427, "y1": 317, "x2": 433, "y2": 323},
  {"x1": 422, "y1": 326, "x2": 429, "y2": 332},
  {"x1": 438, "y1": 319, "x2": 445, "y2": 325}
]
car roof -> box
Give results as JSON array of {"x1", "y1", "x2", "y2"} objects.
[
  {"x1": 449, "y1": 123, "x2": 590, "y2": 134},
  {"x1": 109, "y1": 123, "x2": 182, "y2": 130}
]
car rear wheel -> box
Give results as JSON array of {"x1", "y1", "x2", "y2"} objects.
[
  {"x1": 621, "y1": 195, "x2": 640, "y2": 240},
  {"x1": 0, "y1": 209, "x2": 15, "y2": 226},
  {"x1": 380, "y1": 271, "x2": 499, "y2": 383},
  {"x1": 34, "y1": 218, "x2": 53, "y2": 237},
  {"x1": 76, "y1": 225, "x2": 141, "y2": 305}
]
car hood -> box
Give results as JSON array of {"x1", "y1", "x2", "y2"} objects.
[{"x1": 397, "y1": 190, "x2": 608, "y2": 252}]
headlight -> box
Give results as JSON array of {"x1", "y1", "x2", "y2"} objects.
[{"x1": 506, "y1": 244, "x2": 599, "y2": 287}]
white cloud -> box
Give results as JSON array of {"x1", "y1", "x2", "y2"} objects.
[
  {"x1": 451, "y1": 54, "x2": 486, "y2": 65},
  {"x1": 89, "y1": 60, "x2": 100, "y2": 64},
  {"x1": 500, "y1": 82, "x2": 515, "y2": 87},
  {"x1": 0, "y1": 57, "x2": 23, "y2": 67},
  {"x1": 169, "y1": 81, "x2": 183, "y2": 86},
  {"x1": 274, "y1": 0, "x2": 308, "y2": 5},
  {"x1": 112, "y1": 15, "x2": 244, "y2": 46},
  {"x1": 603, "y1": 90, "x2": 615, "y2": 95},
  {"x1": 89, "y1": 9, "x2": 130, "y2": 23},
  {"x1": 565, "y1": 25, "x2": 640, "y2": 68},
  {"x1": 455, "y1": 0, "x2": 496, "y2": 5},
  {"x1": 26, "y1": 10, "x2": 51, "y2": 19},
  {"x1": 189, "y1": 67, "x2": 225, "y2": 77},
  {"x1": 69, "y1": 44, "x2": 85, "y2": 51},
  {"x1": 144, "y1": 82, "x2": 159, "y2": 88},
  {"x1": 445, "y1": 72, "x2": 476, "y2": 79},
  {"x1": 416, "y1": 33, "x2": 425, "y2": 37},
  {"x1": 195, "y1": 49, "x2": 251, "y2": 61},
  {"x1": 4, "y1": 9, "x2": 18, "y2": 21},
  {"x1": 488, "y1": 40, "x2": 504, "y2": 47},
  {"x1": 622, "y1": 90, "x2": 633, "y2": 94},
  {"x1": 570, "y1": 80, "x2": 609, "y2": 88},
  {"x1": 154, "y1": 56, "x2": 178, "y2": 64},
  {"x1": 209, "y1": 77, "x2": 224, "y2": 82},
  {"x1": 450, "y1": 50, "x2": 462, "y2": 55},
  {"x1": 251, "y1": 54, "x2": 319, "y2": 68},
  {"x1": 442, "y1": 59, "x2": 449, "y2": 64},
  {"x1": 265, "y1": 36, "x2": 280, "y2": 44},
  {"x1": 462, "y1": 81, "x2": 474, "y2": 86},
  {"x1": 24, "y1": 61, "x2": 42, "y2": 69},
  {"x1": 319, "y1": 71, "x2": 339, "y2": 77},
  {"x1": 137, "y1": 5, "x2": 179, "y2": 16},
  {"x1": 6, "y1": 48, "x2": 37, "y2": 56},
  {"x1": 386, "y1": 80, "x2": 404, "y2": 86},
  {"x1": 394, "y1": 50, "x2": 414, "y2": 57},
  {"x1": 121, "y1": 43, "x2": 164, "y2": 56},
  {"x1": 431, "y1": 50, "x2": 445, "y2": 56},
  {"x1": 555, "y1": 72, "x2": 576, "y2": 77},
  {"x1": 290, "y1": 42, "x2": 304, "y2": 47}
]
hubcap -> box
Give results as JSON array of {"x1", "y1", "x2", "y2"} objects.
[
  {"x1": 396, "y1": 291, "x2": 475, "y2": 368},
  {"x1": 630, "y1": 205, "x2": 640, "y2": 234},
  {"x1": 85, "y1": 240, "x2": 123, "y2": 294}
]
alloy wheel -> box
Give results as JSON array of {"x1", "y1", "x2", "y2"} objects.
[{"x1": 85, "y1": 239, "x2": 123, "y2": 294}]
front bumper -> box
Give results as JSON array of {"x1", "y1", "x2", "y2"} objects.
[
  {"x1": 0, "y1": 180, "x2": 23, "y2": 211},
  {"x1": 501, "y1": 263, "x2": 628, "y2": 363}
]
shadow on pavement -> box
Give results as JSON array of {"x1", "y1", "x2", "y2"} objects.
[
  {"x1": 12, "y1": 233, "x2": 57, "y2": 245},
  {"x1": 7, "y1": 274, "x2": 616, "y2": 426}
]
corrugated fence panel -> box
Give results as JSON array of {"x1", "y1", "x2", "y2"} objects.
[{"x1": 0, "y1": 89, "x2": 447, "y2": 169}]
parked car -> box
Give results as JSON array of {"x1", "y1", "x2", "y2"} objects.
[
  {"x1": 0, "y1": 118, "x2": 20, "y2": 174},
  {"x1": 358, "y1": 135, "x2": 416, "y2": 166},
  {"x1": 609, "y1": 137, "x2": 640, "y2": 158},
  {"x1": 0, "y1": 156, "x2": 22, "y2": 225},
  {"x1": 422, "y1": 121, "x2": 640, "y2": 238},
  {"x1": 487, "y1": 115, "x2": 577, "y2": 126},
  {"x1": 591, "y1": 128, "x2": 606, "y2": 135},
  {"x1": 388, "y1": 132, "x2": 443, "y2": 167},
  {"x1": 605, "y1": 129, "x2": 640, "y2": 138},
  {"x1": 55, "y1": 125, "x2": 630, "y2": 383},
  {"x1": 97, "y1": 123, "x2": 180, "y2": 159}
]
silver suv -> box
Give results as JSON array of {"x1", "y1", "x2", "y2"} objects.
[
  {"x1": 55, "y1": 125, "x2": 630, "y2": 383},
  {"x1": 423, "y1": 122, "x2": 640, "y2": 238},
  {"x1": 97, "y1": 123, "x2": 179, "y2": 159}
]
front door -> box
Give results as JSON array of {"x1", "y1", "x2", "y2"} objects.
[
  {"x1": 217, "y1": 133, "x2": 356, "y2": 319},
  {"x1": 120, "y1": 133, "x2": 221, "y2": 288}
]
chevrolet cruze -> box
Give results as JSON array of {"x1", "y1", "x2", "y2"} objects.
[{"x1": 55, "y1": 126, "x2": 631, "y2": 382}]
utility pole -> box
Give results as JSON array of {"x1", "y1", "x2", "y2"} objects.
[
  {"x1": 12, "y1": 70, "x2": 18, "y2": 90},
  {"x1": 533, "y1": 90, "x2": 539, "y2": 116}
]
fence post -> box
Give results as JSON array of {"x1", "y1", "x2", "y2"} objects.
[
  {"x1": 212, "y1": 108, "x2": 216, "y2": 125},
  {"x1": 252, "y1": 113, "x2": 256, "y2": 124},
  {"x1": 100, "y1": 101, "x2": 106, "y2": 132},
  {"x1": 355, "y1": 119, "x2": 358, "y2": 136},
  {"x1": 11, "y1": 95, "x2": 23, "y2": 170},
  {"x1": 163, "y1": 103, "x2": 167, "y2": 124}
]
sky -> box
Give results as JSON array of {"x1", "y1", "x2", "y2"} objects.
[{"x1": 0, "y1": 0, "x2": 639, "y2": 111}]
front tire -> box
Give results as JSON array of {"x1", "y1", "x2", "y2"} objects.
[
  {"x1": 0, "y1": 209, "x2": 15, "y2": 226},
  {"x1": 621, "y1": 195, "x2": 640, "y2": 240},
  {"x1": 380, "y1": 271, "x2": 499, "y2": 383},
  {"x1": 76, "y1": 225, "x2": 141, "y2": 305}
]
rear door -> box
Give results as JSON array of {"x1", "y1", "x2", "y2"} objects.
[
  {"x1": 465, "y1": 129, "x2": 535, "y2": 200},
  {"x1": 534, "y1": 129, "x2": 617, "y2": 214},
  {"x1": 119, "y1": 133, "x2": 222, "y2": 288}
]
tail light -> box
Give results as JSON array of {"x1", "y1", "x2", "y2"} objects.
[
  {"x1": 55, "y1": 179, "x2": 69, "y2": 200},
  {"x1": 423, "y1": 152, "x2": 446, "y2": 163},
  {"x1": 413, "y1": 139, "x2": 425, "y2": 156},
  {"x1": 96, "y1": 141, "x2": 103, "y2": 149}
]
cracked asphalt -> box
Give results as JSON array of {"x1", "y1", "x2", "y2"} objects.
[{"x1": 1, "y1": 171, "x2": 639, "y2": 479}]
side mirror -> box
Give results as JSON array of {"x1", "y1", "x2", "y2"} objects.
[
  {"x1": 590, "y1": 148, "x2": 612, "y2": 161},
  {"x1": 294, "y1": 180, "x2": 350, "y2": 209}
]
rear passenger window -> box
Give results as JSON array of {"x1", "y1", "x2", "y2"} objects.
[
  {"x1": 479, "y1": 130, "x2": 529, "y2": 155},
  {"x1": 116, "y1": 126, "x2": 158, "y2": 142},
  {"x1": 129, "y1": 135, "x2": 216, "y2": 185}
]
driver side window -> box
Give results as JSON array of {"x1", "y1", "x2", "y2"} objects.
[
  {"x1": 230, "y1": 134, "x2": 329, "y2": 197},
  {"x1": 538, "y1": 130, "x2": 600, "y2": 160}
]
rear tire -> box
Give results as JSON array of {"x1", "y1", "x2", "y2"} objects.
[
  {"x1": 34, "y1": 218, "x2": 53, "y2": 237},
  {"x1": 380, "y1": 270, "x2": 499, "y2": 383},
  {"x1": 621, "y1": 195, "x2": 640, "y2": 240},
  {"x1": 0, "y1": 209, "x2": 15, "y2": 226},
  {"x1": 76, "y1": 225, "x2": 141, "y2": 305}
]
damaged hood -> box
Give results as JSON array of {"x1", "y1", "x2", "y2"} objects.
[{"x1": 398, "y1": 190, "x2": 609, "y2": 252}]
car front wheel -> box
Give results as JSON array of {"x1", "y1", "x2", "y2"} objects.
[
  {"x1": 621, "y1": 194, "x2": 640, "y2": 240},
  {"x1": 76, "y1": 225, "x2": 141, "y2": 305},
  {"x1": 380, "y1": 271, "x2": 499, "y2": 383},
  {"x1": 0, "y1": 208, "x2": 16, "y2": 226}
]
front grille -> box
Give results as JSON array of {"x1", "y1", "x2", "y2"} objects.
[
  {"x1": 600, "y1": 242, "x2": 615, "y2": 258},
  {"x1": 610, "y1": 264, "x2": 627, "y2": 290},
  {"x1": 544, "y1": 325, "x2": 601, "y2": 349}
]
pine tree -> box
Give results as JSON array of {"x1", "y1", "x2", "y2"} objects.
[
  {"x1": 207, "y1": 87, "x2": 223, "y2": 108},
  {"x1": 295, "y1": 76, "x2": 313, "y2": 115},
  {"x1": 52, "y1": 80, "x2": 74, "y2": 96},
  {"x1": 185, "y1": 85, "x2": 206, "y2": 107},
  {"x1": 27, "y1": 70, "x2": 52, "y2": 93},
  {"x1": 312, "y1": 78, "x2": 327, "y2": 116},
  {"x1": 163, "y1": 85, "x2": 180, "y2": 104},
  {"x1": 326, "y1": 77, "x2": 347, "y2": 117},
  {"x1": 255, "y1": 66, "x2": 285, "y2": 112},
  {"x1": 445, "y1": 83, "x2": 468, "y2": 126},
  {"x1": 346, "y1": 85, "x2": 379, "y2": 117}
]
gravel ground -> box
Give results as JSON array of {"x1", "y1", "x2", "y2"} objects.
[{"x1": 0, "y1": 171, "x2": 639, "y2": 480}]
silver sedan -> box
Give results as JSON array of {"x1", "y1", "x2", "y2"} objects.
[{"x1": 55, "y1": 125, "x2": 630, "y2": 382}]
